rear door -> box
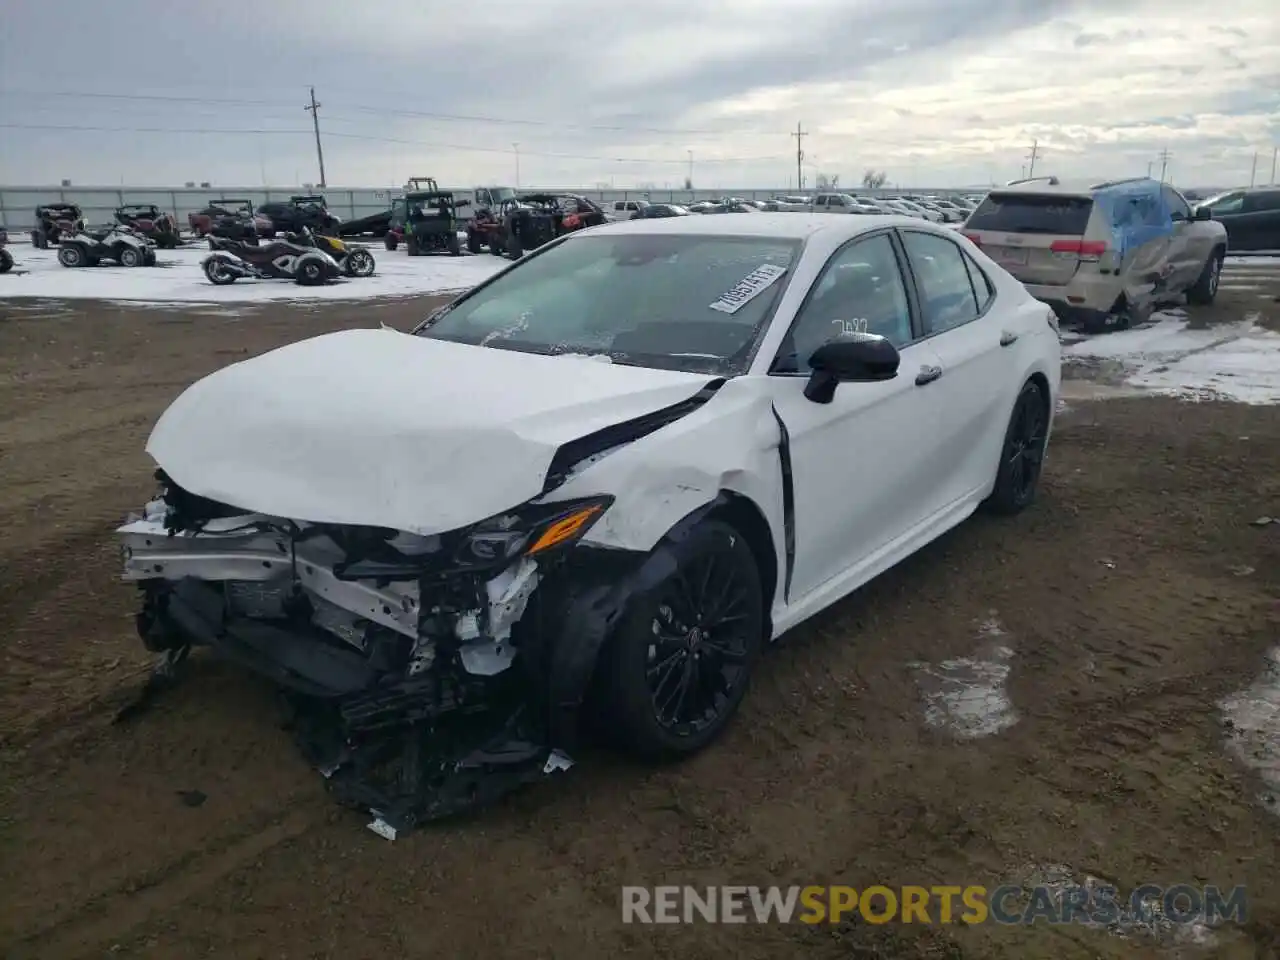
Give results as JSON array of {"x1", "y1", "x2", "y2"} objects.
[
  {"x1": 962, "y1": 192, "x2": 1096, "y2": 286},
  {"x1": 1235, "y1": 191, "x2": 1280, "y2": 252},
  {"x1": 1160, "y1": 184, "x2": 1202, "y2": 288}
]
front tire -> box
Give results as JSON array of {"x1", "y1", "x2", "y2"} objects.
[
  {"x1": 984, "y1": 379, "x2": 1049, "y2": 516},
  {"x1": 203, "y1": 258, "x2": 238, "y2": 285},
  {"x1": 57, "y1": 245, "x2": 86, "y2": 268},
  {"x1": 1186, "y1": 249, "x2": 1224, "y2": 306},
  {"x1": 119, "y1": 246, "x2": 142, "y2": 268},
  {"x1": 296, "y1": 260, "x2": 325, "y2": 285},
  {"x1": 600, "y1": 519, "x2": 765, "y2": 759},
  {"x1": 0, "y1": 248, "x2": 13, "y2": 273},
  {"x1": 345, "y1": 249, "x2": 375, "y2": 277}
]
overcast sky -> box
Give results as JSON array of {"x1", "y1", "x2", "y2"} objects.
[{"x1": 1, "y1": 0, "x2": 1277, "y2": 190}]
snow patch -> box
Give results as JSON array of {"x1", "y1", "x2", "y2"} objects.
[
  {"x1": 912, "y1": 615, "x2": 1018, "y2": 739},
  {"x1": 1018, "y1": 864, "x2": 1219, "y2": 947},
  {"x1": 1220, "y1": 646, "x2": 1280, "y2": 816},
  {"x1": 1064, "y1": 314, "x2": 1280, "y2": 404}
]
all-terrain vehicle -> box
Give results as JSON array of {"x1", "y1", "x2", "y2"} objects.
[
  {"x1": 31, "y1": 203, "x2": 85, "y2": 248},
  {"x1": 386, "y1": 191, "x2": 469, "y2": 256},
  {"x1": 203, "y1": 229, "x2": 341, "y2": 286},
  {"x1": 57, "y1": 224, "x2": 157, "y2": 268},
  {"x1": 115, "y1": 204, "x2": 182, "y2": 248},
  {"x1": 0, "y1": 227, "x2": 13, "y2": 274},
  {"x1": 189, "y1": 200, "x2": 271, "y2": 241},
  {"x1": 310, "y1": 231, "x2": 377, "y2": 277},
  {"x1": 257, "y1": 195, "x2": 341, "y2": 236},
  {"x1": 499, "y1": 193, "x2": 606, "y2": 258}
]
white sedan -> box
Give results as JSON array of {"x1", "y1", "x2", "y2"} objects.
[{"x1": 117, "y1": 213, "x2": 1061, "y2": 835}]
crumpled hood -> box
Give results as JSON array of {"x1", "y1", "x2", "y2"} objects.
[{"x1": 146, "y1": 328, "x2": 713, "y2": 535}]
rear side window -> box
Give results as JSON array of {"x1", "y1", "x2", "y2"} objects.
[
  {"x1": 966, "y1": 193, "x2": 1094, "y2": 235},
  {"x1": 1244, "y1": 191, "x2": 1280, "y2": 213},
  {"x1": 901, "y1": 231, "x2": 980, "y2": 333}
]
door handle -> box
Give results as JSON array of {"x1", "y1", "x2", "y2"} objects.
[
  {"x1": 1000, "y1": 331, "x2": 1019, "y2": 346},
  {"x1": 915, "y1": 365, "x2": 942, "y2": 386}
]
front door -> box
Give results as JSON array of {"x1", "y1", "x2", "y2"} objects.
[{"x1": 763, "y1": 231, "x2": 943, "y2": 600}]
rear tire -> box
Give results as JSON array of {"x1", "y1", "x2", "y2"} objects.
[
  {"x1": 467, "y1": 231, "x2": 481, "y2": 254},
  {"x1": 984, "y1": 379, "x2": 1049, "y2": 516},
  {"x1": 1186, "y1": 249, "x2": 1224, "y2": 306},
  {"x1": 384, "y1": 233, "x2": 398, "y2": 251},
  {"x1": 119, "y1": 246, "x2": 142, "y2": 268},
  {"x1": 448, "y1": 232, "x2": 461, "y2": 256},
  {"x1": 507, "y1": 229, "x2": 523, "y2": 259},
  {"x1": 406, "y1": 234, "x2": 420, "y2": 257},
  {"x1": 0, "y1": 248, "x2": 13, "y2": 273},
  {"x1": 33, "y1": 230, "x2": 47, "y2": 250},
  {"x1": 296, "y1": 260, "x2": 325, "y2": 285},
  {"x1": 488, "y1": 232, "x2": 504, "y2": 256}
]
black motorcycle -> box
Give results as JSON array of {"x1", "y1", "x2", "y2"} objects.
[{"x1": 202, "y1": 230, "x2": 341, "y2": 286}]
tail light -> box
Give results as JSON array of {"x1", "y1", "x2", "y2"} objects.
[
  {"x1": 961, "y1": 232, "x2": 982, "y2": 246},
  {"x1": 1050, "y1": 239, "x2": 1108, "y2": 262}
]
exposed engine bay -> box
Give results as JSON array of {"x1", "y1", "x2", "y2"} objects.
[{"x1": 118, "y1": 471, "x2": 623, "y2": 839}]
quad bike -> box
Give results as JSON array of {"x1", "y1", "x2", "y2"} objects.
[
  {"x1": 31, "y1": 203, "x2": 85, "y2": 248},
  {"x1": 310, "y1": 232, "x2": 376, "y2": 277},
  {"x1": 57, "y1": 224, "x2": 157, "y2": 268},
  {"x1": 203, "y1": 230, "x2": 341, "y2": 286},
  {"x1": 0, "y1": 227, "x2": 12, "y2": 274},
  {"x1": 115, "y1": 204, "x2": 182, "y2": 248}
]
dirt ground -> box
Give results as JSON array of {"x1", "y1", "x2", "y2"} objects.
[{"x1": 1, "y1": 278, "x2": 1278, "y2": 960}]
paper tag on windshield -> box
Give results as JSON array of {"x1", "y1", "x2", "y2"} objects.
[{"x1": 709, "y1": 263, "x2": 788, "y2": 314}]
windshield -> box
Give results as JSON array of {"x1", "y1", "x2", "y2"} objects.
[{"x1": 416, "y1": 232, "x2": 801, "y2": 375}]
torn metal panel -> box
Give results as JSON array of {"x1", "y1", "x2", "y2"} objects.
[{"x1": 540, "y1": 375, "x2": 788, "y2": 610}]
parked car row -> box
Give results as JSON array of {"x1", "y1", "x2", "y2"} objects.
[{"x1": 600, "y1": 193, "x2": 986, "y2": 223}]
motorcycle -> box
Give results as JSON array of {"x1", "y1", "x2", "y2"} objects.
[
  {"x1": 311, "y1": 232, "x2": 376, "y2": 277},
  {"x1": 202, "y1": 230, "x2": 341, "y2": 286},
  {"x1": 57, "y1": 224, "x2": 156, "y2": 268}
]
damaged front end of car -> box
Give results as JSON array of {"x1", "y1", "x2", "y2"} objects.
[{"x1": 117, "y1": 470, "x2": 618, "y2": 839}]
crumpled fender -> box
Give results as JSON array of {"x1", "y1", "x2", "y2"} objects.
[{"x1": 540, "y1": 375, "x2": 786, "y2": 584}]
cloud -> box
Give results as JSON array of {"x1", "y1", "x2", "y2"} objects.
[{"x1": 0, "y1": 0, "x2": 1276, "y2": 190}]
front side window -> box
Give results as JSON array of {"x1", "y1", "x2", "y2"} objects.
[
  {"x1": 772, "y1": 233, "x2": 913, "y2": 372},
  {"x1": 418, "y1": 233, "x2": 801, "y2": 376},
  {"x1": 901, "y1": 231, "x2": 980, "y2": 333},
  {"x1": 1162, "y1": 185, "x2": 1192, "y2": 221},
  {"x1": 1202, "y1": 191, "x2": 1245, "y2": 214}
]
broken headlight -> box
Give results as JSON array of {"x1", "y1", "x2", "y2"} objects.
[{"x1": 457, "y1": 495, "x2": 613, "y2": 567}]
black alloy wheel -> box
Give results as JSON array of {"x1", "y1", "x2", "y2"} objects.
[{"x1": 986, "y1": 379, "x2": 1048, "y2": 515}]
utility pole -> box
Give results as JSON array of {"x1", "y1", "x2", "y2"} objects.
[
  {"x1": 1270, "y1": 146, "x2": 1277, "y2": 185},
  {"x1": 513, "y1": 143, "x2": 521, "y2": 188},
  {"x1": 1249, "y1": 151, "x2": 1258, "y2": 187},
  {"x1": 1025, "y1": 139, "x2": 1039, "y2": 178},
  {"x1": 792, "y1": 123, "x2": 807, "y2": 192},
  {"x1": 304, "y1": 87, "x2": 326, "y2": 188},
  {"x1": 1156, "y1": 148, "x2": 1171, "y2": 183},
  {"x1": 687, "y1": 150, "x2": 693, "y2": 189}
]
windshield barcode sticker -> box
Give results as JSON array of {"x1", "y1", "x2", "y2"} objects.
[{"x1": 709, "y1": 263, "x2": 788, "y2": 314}]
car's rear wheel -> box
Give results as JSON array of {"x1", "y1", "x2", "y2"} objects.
[
  {"x1": 985, "y1": 379, "x2": 1049, "y2": 516},
  {"x1": 601, "y1": 519, "x2": 764, "y2": 759},
  {"x1": 1186, "y1": 249, "x2": 1224, "y2": 305}
]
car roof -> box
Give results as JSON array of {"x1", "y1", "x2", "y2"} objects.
[{"x1": 569, "y1": 211, "x2": 929, "y2": 241}]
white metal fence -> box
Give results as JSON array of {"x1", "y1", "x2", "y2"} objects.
[{"x1": 0, "y1": 184, "x2": 979, "y2": 231}]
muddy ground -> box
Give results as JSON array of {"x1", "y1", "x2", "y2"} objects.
[{"x1": 1, "y1": 274, "x2": 1278, "y2": 960}]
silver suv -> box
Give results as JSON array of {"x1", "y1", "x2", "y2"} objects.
[{"x1": 961, "y1": 176, "x2": 1227, "y2": 332}]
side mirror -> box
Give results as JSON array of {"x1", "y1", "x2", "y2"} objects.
[
  {"x1": 1192, "y1": 206, "x2": 1212, "y2": 221},
  {"x1": 803, "y1": 334, "x2": 900, "y2": 403}
]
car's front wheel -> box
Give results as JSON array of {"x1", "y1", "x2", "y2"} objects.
[
  {"x1": 985, "y1": 378, "x2": 1049, "y2": 515},
  {"x1": 601, "y1": 519, "x2": 764, "y2": 759}
]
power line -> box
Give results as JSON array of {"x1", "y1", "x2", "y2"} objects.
[
  {"x1": 0, "y1": 88, "x2": 745, "y2": 137},
  {"x1": 303, "y1": 87, "x2": 327, "y2": 188},
  {"x1": 0, "y1": 123, "x2": 784, "y2": 164}
]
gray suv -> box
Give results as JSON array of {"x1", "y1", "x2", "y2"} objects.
[{"x1": 961, "y1": 176, "x2": 1227, "y2": 332}]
